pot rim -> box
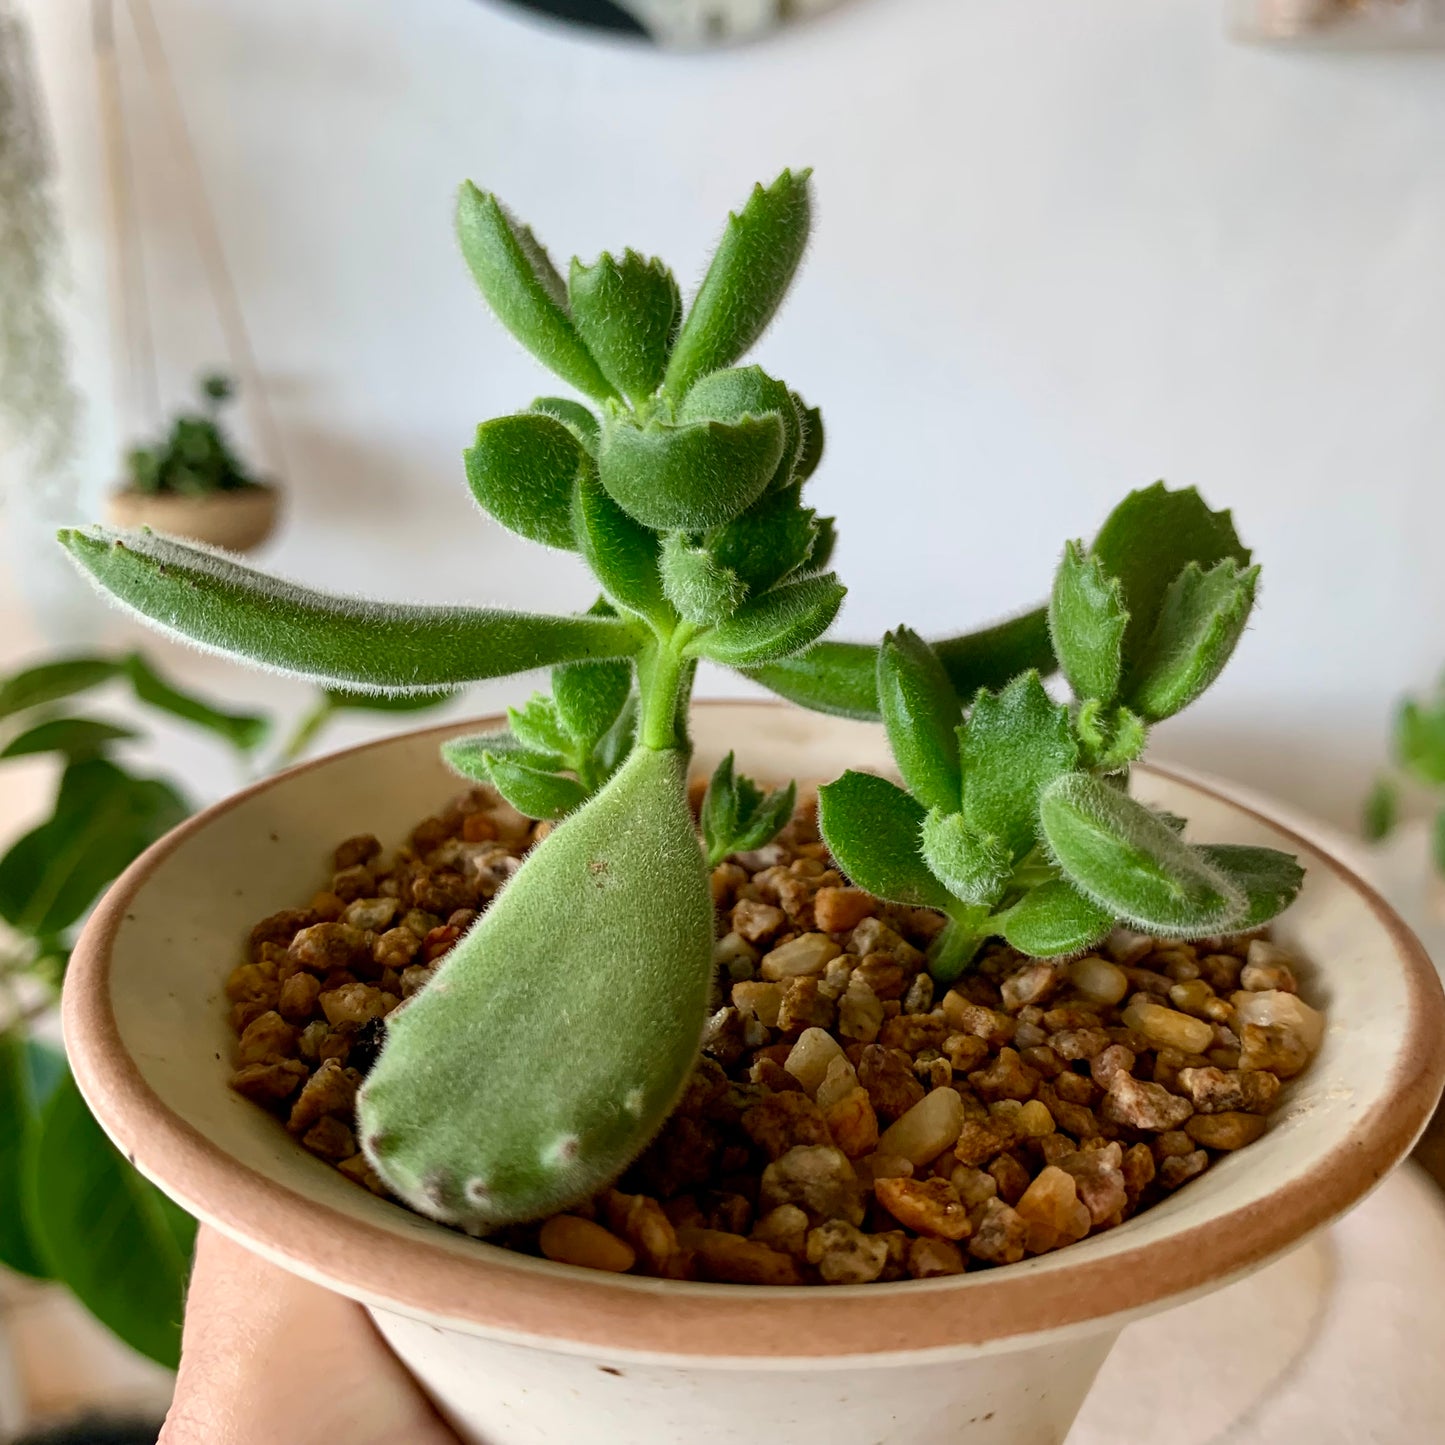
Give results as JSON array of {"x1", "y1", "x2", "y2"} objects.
[{"x1": 63, "y1": 702, "x2": 1445, "y2": 1359}]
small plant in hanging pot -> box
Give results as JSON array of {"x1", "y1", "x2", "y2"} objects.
[
  {"x1": 54, "y1": 171, "x2": 1445, "y2": 1445},
  {"x1": 106, "y1": 373, "x2": 279, "y2": 552}
]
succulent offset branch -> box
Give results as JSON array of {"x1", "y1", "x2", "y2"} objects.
[{"x1": 818, "y1": 488, "x2": 1302, "y2": 983}]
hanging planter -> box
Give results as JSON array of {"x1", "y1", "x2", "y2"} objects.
[{"x1": 105, "y1": 374, "x2": 279, "y2": 552}]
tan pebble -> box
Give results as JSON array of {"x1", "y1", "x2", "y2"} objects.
[
  {"x1": 760, "y1": 933, "x2": 842, "y2": 981},
  {"x1": 1001, "y1": 962, "x2": 1059, "y2": 1012},
  {"x1": 806, "y1": 1220, "x2": 889, "y2": 1284},
  {"x1": 732, "y1": 979, "x2": 784, "y2": 1027},
  {"x1": 309, "y1": 891, "x2": 347, "y2": 922},
  {"x1": 967, "y1": 1197, "x2": 1028, "y2": 1264},
  {"x1": 1159, "y1": 1149, "x2": 1210, "y2": 1189},
  {"x1": 824, "y1": 1087, "x2": 880, "y2": 1159},
  {"x1": 908, "y1": 1236, "x2": 966, "y2": 1278},
  {"x1": 732, "y1": 898, "x2": 787, "y2": 943},
  {"x1": 758, "y1": 1145, "x2": 864, "y2": 1226},
  {"x1": 1068, "y1": 955, "x2": 1129, "y2": 1005},
  {"x1": 1185, "y1": 1111, "x2": 1268, "y2": 1150},
  {"x1": 784, "y1": 1027, "x2": 847, "y2": 1095},
  {"x1": 813, "y1": 886, "x2": 876, "y2": 934},
  {"x1": 539, "y1": 1216, "x2": 636, "y2": 1273},
  {"x1": 838, "y1": 975, "x2": 885, "y2": 1042},
  {"x1": 1237, "y1": 1024, "x2": 1312, "y2": 1078},
  {"x1": 874, "y1": 1176, "x2": 972, "y2": 1240},
  {"x1": 815, "y1": 1054, "x2": 861, "y2": 1112},
  {"x1": 236, "y1": 1010, "x2": 297, "y2": 1065},
  {"x1": 751, "y1": 1204, "x2": 810, "y2": 1260},
  {"x1": 1175, "y1": 1065, "x2": 1281, "y2": 1115},
  {"x1": 847, "y1": 917, "x2": 923, "y2": 968},
  {"x1": 681, "y1": 1228, "x2": 802, "y2": 1285},
  {"x1": 1242, "y1": 939, "x2": 1299, "y2": 993},
  {"x1": 1015, "y1": 1099, "x2": 1055, "y2": 1138},
  {"x1": 878, "y1": 1087, "x2": 966, "y2": 1166},
  {"x1": 1014, "y1": 1166, "x2": 1088, "y2": 1253},
  {"x1": 1121, "y1": 1001, "x2": 1215, "y2": 1055},
  {"x1": 949, "y1": 1164, "x2": 998, "y2": 1208},
  {"x1": 1102, "y1": 1071, "x2": 1193, "y2": 1131}
]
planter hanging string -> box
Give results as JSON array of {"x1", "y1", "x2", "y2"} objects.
[{"x1": 93, "y1": 0, "x2": 284, "y2": 550}]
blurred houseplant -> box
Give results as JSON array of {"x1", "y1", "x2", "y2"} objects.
[
  {"x1": 106, "y1": 373, "x2": 280, "y2": 553},
  {"x1": 0, "y1": 650, "x2": 450, "y2": 1373}
]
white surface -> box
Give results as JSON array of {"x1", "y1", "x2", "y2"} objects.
[
  {"x1": 1071, "y1": 1163, "x2": 1445, "y2": 1445},
  {"x1": 8, "y1": 0, "x2": 1445, "y2": 830}
]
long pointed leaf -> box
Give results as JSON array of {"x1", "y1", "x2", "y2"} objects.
[{"x1": 59, "y1": 527, "x2": 642, "y2": 691}]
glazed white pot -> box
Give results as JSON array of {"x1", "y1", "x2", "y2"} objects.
[{"x1": 63, "y1": 704, "x2": 1445, "y2": 1445}]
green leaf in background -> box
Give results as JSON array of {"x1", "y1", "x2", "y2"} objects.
[
  {"x1": 483, "y1": 754, "x2": 589, "y2": 821},
  {"x1": 124, "y1": 651, "x2": 269, "y2": 752},
  {"x1": 1087, "y1": 483, "x2": 1251, "y2": 679},
  {"x1": 59, "y1": 527, "x2": 643, "y2": 691},
  {"x1": 552, "y1": 659, "x2": 632, "y2": 746},
  {"x1": 568, "y1": 250, "x2": 680, "y2": 403},
  {"x1": 688, "y1": 572, "x2": 844, "y2": 667},
  {"x1": 529, "y1": 396, "x2": 600, "y2": 455},
  {"x1": 455, "y1": 182, "x2": 617, "y2": 403},
  {"x1": 0, "y1": 717, "x2": 138, "y2": 762},
  {"x1": 1363, "y1": 777, "x2": 1399, "y2": 842},
  {"x1": 678, "y1": 365, "x2": 802, "y2": 488},
  {"x1": 508, "y1": 694, "x2": 571, "y2": 756},
  {"x1": 876, "y1": 628, "x2": 963, "y2": 815},
  {"x1": 0, "y1": 1035, "x2": 65, "y2": 1278},
  {"x1": 1196, "y1": 844, "x2": 1305, "y2": 930},
  {"x1": 1396, "y1": 691, "x2": 1445, "y2": 787},
  {"x1": 659, "y1": 534, "x2": 747, "y2": 626},
  {"x1": 1124, "y1": 560, "x2": 1260, "y2": 722},
  {"x1": 1049, "y1": 539, "x2": 1127, "y2": 703},
  {"x1": 996, "y1": 879, "x2": 1114, "y2": 958},
  {"x1": 919, "y1": 808, "x2": 1011, "y2": 907},
  {"x1": 816, "y1": 769, "x2": 953, "y2": 911},
  {"x1": 464, "y1": 413, "x2": 586, "y2": 552},
  {"x1": 24, "y1": 1071, "x2": 196, "y2": 1368},
  {"x1": 0, "y1": 656, "x2": 123, "y2": 722},
  {"x1": 572, "y1": 475, "x2": 671, "y2": 625},
  {"x1": 1039, "y1": 771, "x2": 1244, "y2": 936},
  {"x1": 960, "y1": 671, "x2": 1078, "y2": 861},
  {"x1": 664, "y1": 169, "x2": 813, "y2": 399},
  {"x1": 597, "y1": 412, "x2": 784, "y2": 532},
  {"x1": 0, "y1": 759, "x2": 189, "y2": 937}
]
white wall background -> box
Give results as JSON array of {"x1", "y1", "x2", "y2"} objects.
[{"x1": 6, "y1": 0, "x2": 1445, "y2": 827}]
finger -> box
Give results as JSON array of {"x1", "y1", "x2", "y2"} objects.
[{"x1": 160, "y1": 1226, "x2": 459, "y2": 1445}]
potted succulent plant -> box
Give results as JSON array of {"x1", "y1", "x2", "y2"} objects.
[
  {"x1": 105, "y1": 374, "x2": 279, "y2": 552},
  {"x1": 56, "y1": 172, "x2": 1445, "y2": 1445}
]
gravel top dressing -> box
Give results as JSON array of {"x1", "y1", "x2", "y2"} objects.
[{"x1": 226, "y1": 782, "x2": 1322, "y2": 1287}]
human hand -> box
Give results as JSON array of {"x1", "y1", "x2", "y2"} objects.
[{"x1": 159, "y1": 1227, "x2": 459, "y2": 1445}]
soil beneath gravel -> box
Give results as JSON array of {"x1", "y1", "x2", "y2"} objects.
[{"x1": 225, "y1": 780, "x2": 1323, "y2": 1286}]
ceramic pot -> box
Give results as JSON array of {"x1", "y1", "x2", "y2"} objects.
[
  {"x1": 105, "y1": 485, "x2": 279, "y2": 552},
  {"x1": 62, "y1": 704, "x2": 1445, "y2": 1445}
]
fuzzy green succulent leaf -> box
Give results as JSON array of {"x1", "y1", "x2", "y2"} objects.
[
  {"x1": 551, "y1": 660, "x2": 631, "y2": 745},
  {"x1": 816, "y1": 770, "x2": 954, "y2": 911},
  {"x1": 707, "y1": 484, "x2": 819, "y2": 598},
  {"x1": 700, "y1": 751, "x2": 795, "y2": 867},
  {"x1": 1089, "y1": 483, "x2": 1251, "y2": 680},
  {"x1": 482, "y1": 754, "x2": 589, "y2": 821},
  {"x1": 659, "y1": 534, "x2": 748, "y2": 626},
  {"x1": 919, "y1": 809, "x2": 1010, "y2": 907},
  {"x1": 794, "y1": 400, "x2": 824, "y2": 483},
  {"x1": 0, "y1": 718, "x2": 137, "y2": 763},
  {"x1": 996, "y1": 879, "x2": 1114, "y2": 958},
  {"x1": 679, "y1": 366, "x2": 802, "y2": 488},
  {"x1": 1038, "y1": 771, "x2": 1245, "y2": 936},
  {"x1": 529, "y1": 397, "x2": 599, "y2": 455},
  {"x1": 1125, "y1": 561, "x2": 1260, "y2": 722},
  {"x1": 1194, "y1": 844, "x2": 1304, "y2": 929},
  {"x1": 441, "y1": 729, "x2": 562, "y2": 785},
  {"x1": 595, "y1": 693, "x2": 638, "y2": 779},
  {"x1": 464, "y1": 413, "x2": 585, "y2": 552},
  {"x1": 664, "y1": 169, "x2": 812, "y2": 399},
  {"x1": 877, "y1": 628, "x2": 963, "y2": 815},
  {"x1": 58, "y1": 528, "x2": 642, "y2": 691},
  {"x1": 1050, "y1": 539, "x2": 1128, "y2": 703},
  {"x1": 1363, "y1": 777, "x2": 1399, "y2": 842},
  {"x1": 960, "y1": 671, "x2": 1078, "y2": 861},
  {"x1": 1395, "y1": 693, "x2": 1445, "y2": 787},
  {"x1": 358, "y1": 746, "x2": 713, "y2": 1228},
  {"x1": 687, "y1": 573, "x2": 843, "y2": 667},
  {"x1": 455, "y1": 183, "x2": 616, "y2": 402},
  {"x1": 572, "y1": 477, "x2": 671, "y2": 626},
  {"x1": 804, "y1": 513, "x2": 836, "y2": 572},
  {"x1": 597, "y1": 412, "x2": 784, "y2": 532},
  {"x1": 567, "y1": 251, "x2": 680, "y2": 403},
  {"x1": 1075, "y1": 700, "x2": 1148, "y2": 772},
  {"x1": 507, "y1": 695, "x2": 571, "y2": 756}
]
